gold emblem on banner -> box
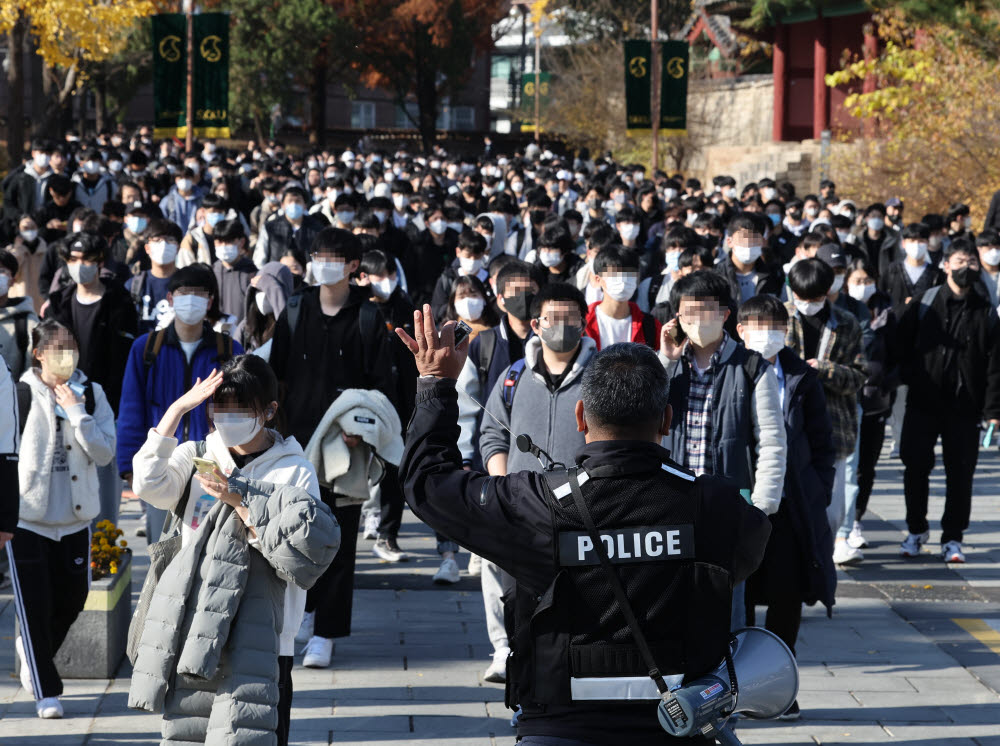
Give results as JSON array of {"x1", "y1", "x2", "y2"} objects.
[
  {"x1": 629, "y1": 56, "x2": 648, "y2": 78},
  {"x1": 666, "y1": 56, "x2": 685, "y2": 79},
  {"x1": 158, "y1": 35, "x2": 182, "y2": 62},
  {"x1": 200, "y1": 35, "x2": 223, "y2": 62}
]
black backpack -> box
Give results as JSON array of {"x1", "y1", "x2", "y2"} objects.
[{"x1": 284, "y1": 293, "x2": 380, "y2": 368}]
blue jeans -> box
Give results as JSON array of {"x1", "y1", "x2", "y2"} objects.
[{"x1": 838, "y1": 405, "x2": 863, "y2": 539}]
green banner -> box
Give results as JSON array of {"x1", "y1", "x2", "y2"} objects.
[
  {"x1": 624, "y1": 39, "x2": 688, "y2": 135},
  {"x1": 519, "y1": 71, "x2": 551, "y2": 133},
  {"x1": 152, "y1": 13, "x2": 230, "y2": 139}
]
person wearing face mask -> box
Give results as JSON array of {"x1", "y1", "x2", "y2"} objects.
[
  {"x1": 659, "y1": 271, "x2": 787, "y2": 631},
  {"x1": 0, "y1": 250, "x2": 39, "y2": 377},
  {"x1": 5, "y1": 215, "x2": 48, "y2": 313},
  {"x1": 613, "y1": 206, "x2": 644, "y2": 252},
  {"x1": 861, "y1": 203, "x2": 901, "y2": 277},
  {"x1": 129, "y1": 357, "x2": 338, "y2": 746},
  {"x1": 718, "y1": 214, "x2": 785, "y2": 305},
  {"x1": 947, "y1": 202, "x2": 974, "y2": 243},
  {"x1": 9, "y1": 321, "x2": 116, "y2": 720},
  {"x1": 108, "y1": 202, "x2": 153, "y2": 275},
  {"x1": 584, "y1": 245, "x2": 660, "y2": 350},
  {"x1": 477, "y1": 283, "x2": 597, "y2": 683},
  {"x1": 235, "y1": 261, "x2": 294, "y2": 357},
  {"x1": 32, "y1": 174, "x2": 80, "y2": 245},
  {"x1": 411, "y1": 203, "x2": 459, "y2": 307},
  {"x1": 249, "y1": 177, "x2": 282, "y2": 247},
  {"x1": 3, "y1": 140, "x2": 53, "y2": 222},
  {"x1": 878, "y1": 223, "x2": 945, "y2": 311},
  {"x1": 573, "y1": 222, "x2": 616, "y2": 307},
  {"x1": 71, "y1": 148, "x2": 118, "y2": 213},
  {"x1": 528, "y1": 221, "x2": 582, "y2": 284},
  {"x1": 785, "y1": 259, "x2": 867, "y2": 549},
  {"x1": 736, "y1": 295, "x2": 835, "y2": 720},
  {"x1": 447, "y1": 274, "x2": 498, "y2": 339},
  {"x1": 126, "y1": 218, "x2": 182, "y2": 334},
  {"x1": 210, "y1": 219, "x2": 257, "y2": 323},
  {"x1": 974, "y1": 229, "x2": 1000, "y2": 307},
  {"x1": 160, "y1": 167, "x2": 204, "y2": 232},
  {"x1": 895, "y1": 240, "x2": 1000, "y2": 565},
  {"x1": 177, "y1": 193, "x2": 229, "y2": 268},
  {"x1": 430, "y1": 230, "x2": 490, "y2": 324},
  {"x1": 817, "y1": 244, "x2": 874, "y2": 349},
  {"x1": 254, "y1": 186, "x2": 326, "y2": 269},
  {"x1": 118, "y1": 263, "x2": 242, "y2": 539}
]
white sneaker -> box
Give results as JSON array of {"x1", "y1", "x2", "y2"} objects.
[
  {"x1": 372, "y1": 537, "x2": 408, "y2": 562},
  {"x1": 900, "y1": 531, "x2": 930, "y2": 557},
  {"x1": 467, "y1": 553, "x2": 482, "y2": 577},
  {"x1": 847, "y1": 520, "x2": 868, "y2": 549},
  {"x1": 36, "y1": 696, "x2": 63, "y2": 719},
  {"x1": 483, "y1": 647, "x2": 509, "y2": 683},
  {"x1": 16, "y1": 636, "x2": 34, "y2": 697},
  {"x1": 295, "y1": 610, "x2": 315, "y2": 644},
  {"x1": 433, "y1": 557, "x2": 461, "y2": 585},
  {"x1": 833, "y1": 540, "x2": 864, "y2": 566},
  {"x1": 302, "y1": 636, "x2": 333, "y2": 668},
  {"x1": 362, "y1": 512, "x2": 380, "y2": 540},
  {"x1": 942, "y1": 541, "x2": 966, "y2": 564}
]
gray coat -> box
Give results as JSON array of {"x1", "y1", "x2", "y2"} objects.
[
  {"x1": 128, "y1": 473, "x2": 340, "y2": 745},
  {"x1": 480, "y1": 335, "x2": 596, "y2": 474}
]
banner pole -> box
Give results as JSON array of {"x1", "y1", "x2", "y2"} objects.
[
  {"x1": 185, "y1": 0, "x2": 194, "y2": 152},
  {"x1": 651, "y1": 0, "x2": 659, "y2": 173}
]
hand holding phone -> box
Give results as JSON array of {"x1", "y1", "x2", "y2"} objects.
[{"x1": 193, "y1": 456, "x2": 221, "y2": 475}]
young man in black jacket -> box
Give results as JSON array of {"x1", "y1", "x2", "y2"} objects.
[{"x1": 897, "y1": 239, "x2": 1000, "y2": 563}]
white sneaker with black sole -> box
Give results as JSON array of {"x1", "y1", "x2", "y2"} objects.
[
  {"x1": 433, "y1": 557, "x2": 460, "y2": 585},
  {"x1": 302, "y1": 636, "x2": 333, "y2": 668},
  {"x1": 295, "y1": 610, "x2": 315, "y2": 644},
  {"x1": 373, "y1": 537, "x2": 408, "y2": 562},
  {"x1": 16, "y1": 636, "x2": 34, "y2": 697},
  {"x1": 942, "y1": 540, "x2": 966, "y2": 564},
  {"x1": 36, "y1": 697, "x2": 63, "y2": 719},
  {"x1": 900, "y1": 531, "x2": 930, "y2": 557},
  {"x1": 483, "y1": 647, "x2": 509, "y2": 683},
  {"x1": 467, "y1": 553, "x2": 482, "y2": 577},
  {"x1": 362, "y1": 512, "x2": 380, "y2": 540},
  {"x1": 847, "y1": 520, "x2": 868, "y2": 549}
]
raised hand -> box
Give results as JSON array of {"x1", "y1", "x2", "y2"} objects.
[{"x1": 395, "y1": 304, "x2": 470, "y2": 380}]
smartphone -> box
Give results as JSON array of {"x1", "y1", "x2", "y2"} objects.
[
  {"x1": 193, "y1": 456, "x2": 220, "y2": 475},
  {"x1": 668, "y1": 315, "x2": 686, "y2": 344},
  {"x1": 441, "y1": 320, "x2": 473, "y2": 348}
]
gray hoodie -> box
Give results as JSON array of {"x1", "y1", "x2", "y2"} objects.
[
  {"x1": 477, "y1": 212, "x2": 509, "y2": 262},
  {"x1": 234, "y1": 261, "x2": 294, "y2": 352},
  {"x1": 0, "y1": 296, "x2": 38, "y2": 378},
  {"x1": 479, "y1": 335, "x2": 597, "y2": 474}
]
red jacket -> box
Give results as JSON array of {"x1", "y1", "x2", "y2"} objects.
[{"x1": 584, "y1": 301, "x2": 661, "y2": 351}]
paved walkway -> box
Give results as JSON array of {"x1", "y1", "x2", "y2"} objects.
[{"x1": 3, "y1": 443, "x2": 1000, "y2": 744}]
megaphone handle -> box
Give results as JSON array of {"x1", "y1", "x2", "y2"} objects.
[{"x1": 714, "y1": 726, "x2": 743, "y2": 746}]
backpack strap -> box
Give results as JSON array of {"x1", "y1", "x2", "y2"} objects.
[
  {"x1": 918, "y1": 284, "x2": 942, "y2": 322},
  {"x1": 130, "y1": 270, "x2": 147, "y2": 309},
  {"x1": 477, "y1": 328, "x2": 497, "y2": 395},
  {"x1": 142, "y1": 328, "x2": 168, "y2": 369},
  {"x1": 285, "y1": 294, "x2": 302, "y2": 336},
  {"x1": 13, "y1": 313, "x2": 29, "y2": 366},
  {"x1": 83, "y1": 381, "x2": 95, "y2": 415},
  {"x1": 215, "y1": 330, "x2": 233, "y2": 364},
  {"x1": 358, "y1": 300, "x2": 379, "y2": 368},
  {"x1": 16, "y1": 381, "x2": 31, "y2": 435},
  {"x1": 647, "y1": 274, "x2": 664, "y2": 311},
  {"x1": 501, "y1": 358, "x2": 527, "y2": 413}
]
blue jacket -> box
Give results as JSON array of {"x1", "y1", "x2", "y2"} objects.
[
  {"x1": 116, "y1": 324, "x2": 243, "y2": 475},
  {"x1": 159, "y1": 185, "x2": 205, "y2": 231}
]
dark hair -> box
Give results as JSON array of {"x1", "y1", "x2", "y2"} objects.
[
  {"x1": 212, "y1": 354, "x2": 279, "y2": 420},
  {"x1": 788, "y1": 258, "x2": 834, "y2": 299},
  {"x1": 360, "y1": 249, "x2": 394, "y2": 277},
  {"x1": 799, "y1": 231, "x2": 827, "y2": 252},
  {"x1": 311, "y1": 226, "x2": 361, "y2": 262},
  {"x1": 580, "y1": 343, "x2": 669, "y2": 435},
  {"x1": 662, "y1": 226, "x2": 695, "y2": 251},
  {"x1": 945, "y1": 237, "x2": 977, "y2": 260},
  {"x1": 976, "y1": 229, "x2": 1000, "y2": 248},
  {"x1": 537, "y1": 221, "x2": 574, "y2": 254},
  {"x1": 282, "y1": 185, "x2": 308, "y2": 202},
  {"x1": 727, "y1": 214, "x2": 763, "y2": 237},
  {"x1": 0, "y1": 248, "x2": 18, "y2": 277},
  {"x1": 495, "y1": 259, "x2": 538, "y2": 297},
  {"x1": 214, "y1": 218, "x2": 246, "y2": 243},
  {"x1": 47, "y1": 174, "x2": 74, "y2": 196},
  {"x1": 31, "y1": 319, "x2": 75, "y2": 367},
  {"x1": 529, "y1": 281, "x2": 586, "y2": 319},
  {"x1": 59, "y1": 231, "x2": 106, "y2": 263},
  {"x1": 586, "y1": 223, "x2": 618, "y2": 253},
  {"x1": 69, "y1": 208, "x2": 100, "y2": 233},
  {"x1": 901, "y1": 222, "x2": 930, "y2": 241},
  {"x1": 679, "y1": 245, "x2": 714, "y2": 269},
  {"x1": 594, "y1": 245, "x2": 639, "y2": 274},
  {"x1": 145, "y1": 217, "x2": 183, "y2": 243},
  {"x1": 447, "y1": 274, "x2": 499, "y2": 326},
  {"x1": 457, "y1": 229, "x2": 487, "y2": 255},
  {"x1": 670, "y1": 269, "x2": 732, "y2": 308},
  {"x1": 168, "y1": 262, "x2": 217, "y2": 296},
  {"x1": 201, "y1": 193, "x2": 227, "y2": 212},
  {"x1": 737, "y1": 294, "x2": 789, "y2": 326},
  {"x1": 616, "y1": 206, "x2": 640, "y2": 224},
  {"x1": 846, "y1": 256, "x2": 877, "y2": 280}
]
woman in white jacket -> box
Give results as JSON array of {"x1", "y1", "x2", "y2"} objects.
[
  {"x1": 8, "y1": 320, "x2": 116, "y2": 719},
  {"x1": 131, "y1": 353, "x2": 326, "y2": 746}
]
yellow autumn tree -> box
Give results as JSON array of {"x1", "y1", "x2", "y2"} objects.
[
  {"x1": 1, "y1": 0, "x2": 159, "y2": 157},
  {"x1": 826, "y1": 10, "x2": 1000, "y2": 219}
]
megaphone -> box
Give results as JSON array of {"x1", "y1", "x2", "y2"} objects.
[{"x1": 657, "y1": 627, "x2": 799, "y2": 744}]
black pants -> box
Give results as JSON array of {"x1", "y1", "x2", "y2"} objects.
[
  {"x1": 901, "y1": 403, "x2": 980, "y2": 543},
  {"x1": 745, "y1": 598, "x2": 802, "y2": 658},
  {"x1": 855, "y1": 412, "x2": 888, "y2": 522},
  {"x1": 7, "y1": 526, "x2": 90, "y2": 699},
  {"x1": 277, "y1": 655, "x2": 293, "y2": 746},
  {"x1": 377, "y1": 463, "x2": 404, "y2": 540},
  {"x1": 305, "y1": 495, "x2": 360, "y2": 639}
]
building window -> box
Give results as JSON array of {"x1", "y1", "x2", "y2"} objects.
[
  {"x1": 351, "y1": 101, "x2": 376, "y2": 129},
  {"x1": 451, "y1": 106, "x2": 475, "y2": 131},
  {"x1": 395, "y1": 102, "x2": 419, "y2": 129}
]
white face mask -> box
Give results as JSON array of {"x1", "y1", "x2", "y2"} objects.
[
  {"x1": 539, "y1": 250, "x2": 563, "y2": 268},
  {"x1": 213, "y1": 413, "x2": 263, "y2": 448},
  {"x1": 829, "y1": 275, "x2": 845, "y2": 294},
  {"x1": 848, "y1": 283, "x2": 876, "y2": 303},
  {"x1": 733, "y1": 244, "x2": 762, "y2": 265},
  {"x1": 983, "y1": 248, "x2": 1000, "y2": 267},
  {"x1": 372, "y1": 276, "x2": 398, "y2": 300},
  {"x1": 20, "y1": 229, "x2": 38, "y2": 242},
  {"x1": 149, "y1": 240, "x2": 179, "y2": 265},
  {"x1": 681, "y1": 318, "x2": 725, "y2": 348},
  {"x1": 603, "y1": 273, "x2": 638, "y2": 302},
  {"x1": 177, "y1": 178, "x2": 194, "y2": 193},
  {"x1": 761, "y1": 188, "x2": 777, "y2": 203},
  {"x1": 312, "y1": 259, "x2": 346, "y2": 286},
  {"x1": 867, "y1": 216, "x2": 885, "y2": 232},
  {"x1": 836, "y1": 230, "x2": 850, "y2": 243},
  {"x1": 393, "y1": 194, "x2": 409, "y2": 211},
  {"x1": 619, "y1": 223, "x2": 640, "y2": 242},
  {"x1": 172, "y1": 294, "x2": 209, "y2": 325},
  {"x1": 255, "y1": 290, "x2": 273, "y2": 316},
  {"x1": 33, "y1": 153, "x2": 50, "y2": 170},
  {"x1": 743, "y1": 328, "x2": 786, "y2": 359},
  {"x1": 429, "y1": 219, "x2": 447, "y2": 235},
  {"x1": 663, "y1": 188, "x2": 679, "y2": 201},
  {"x1": 904, "y1": 241, "x2": 928, "y2": 262},
  {"x1": 458, "y1": 256, "x2": 484, "y2": 275},
  {"x1": 336, "y1": 210, "x2": 355, "y2": 225},
  {"x1": 794, "y1": 298, "x2": 825, "y2": 317},
  {"x1": 454, "y1": 296, "x2": 485, "y2": 321},
  {"x1": 216, "y1": 243, "x2": 240, "y2": 264}
]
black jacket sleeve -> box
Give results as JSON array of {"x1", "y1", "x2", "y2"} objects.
[
  {"x1": 695, "y1": 475, "x2": 771, "y2": 585},
  {"x1": 799, "y1": 368, "x2": 836, "y2": 508},
  {"x1": 399, "y1": 377, "x2": 556, "y2": 593}
]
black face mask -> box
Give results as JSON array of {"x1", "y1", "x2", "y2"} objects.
[
  {"x1": 788, "y1": 209, "x2": 803, "y2": 221},
  {"x1": 951, "y1": 266, "x2": 980, "y2": 289},
  {"x1": 504, "y1": 291, "x2": 535, "y2": 322},
  {"x1": 700, "y1": 233, "x2": 719, "y2": 250}
]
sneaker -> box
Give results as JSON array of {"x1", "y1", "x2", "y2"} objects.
[
  {"x1": 433, "y1": 557, "x2": 461, "y2": 585},
  {"x1": 483, "y1": 647, "x2": 509, "y2": 683},
  {"x1": 362, "y1": 512, "x2": 381, "y2": 540},
  {"x1": 778, "y1": 700, "x2": 800, "y2": 721},
  {"x1": 15, "y1": 636, "x2": 34, "y2": 697},
  {"x1": 373, "y1": 537, "x2": 408, "y2": 563},
  {"x1": 295, "y1": 610, "x2": 315, "y2": 644},
  {"x1": 833, "y1": 540, "x2": 863, "y2": 566},
  {"x1": 36, "y1": 697, "x2": 63, "y2": 719},
  {"x1": 302, "y1": 636, "x2": 333, "y2": 668},
  {"x1": 136, "y1": 527, "x2": 146, "y2": 538},
  {"x1": 467, "y1": 553, "x2": 482, "y2": 577},
  {"x1": 900, "y1": 531, "x2": 930, "y2": 558},
  {"x1": 942, "y1": 540, "x2": 966, "y2": 564},
  {"x1": 847, "y1": 520, "x2": 868, "y2": 549}
]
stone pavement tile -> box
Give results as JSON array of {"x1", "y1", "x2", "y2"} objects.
[
  {"x1": 737, "y1": 721, "x2": 892, "y2": 744},
  {"x1": 853, "y1": 689, "x2": 999, "y2": 709},
  {"x1": 800, "y1": 673, "x2": 917, "y2": 692},
  {"x1": 877, "y1": 722, "x2": 997, "y2": 744}
]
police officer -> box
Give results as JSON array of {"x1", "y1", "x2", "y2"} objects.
[{"x1": 397, "y1": 305, "x2": 771, "y2": 745}]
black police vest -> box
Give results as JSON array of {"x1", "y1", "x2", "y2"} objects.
[{"x1": 505, "y1": 460, "x2": 733, "y2": 708}]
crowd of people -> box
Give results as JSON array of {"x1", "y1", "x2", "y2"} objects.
[{"x1": 0, "y1": 127, "x2": 998, "y2": 739}]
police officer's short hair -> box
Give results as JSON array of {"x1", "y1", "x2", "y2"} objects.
[{"x1": 580, "y1": 342, "x2": 669, "y2": 434}]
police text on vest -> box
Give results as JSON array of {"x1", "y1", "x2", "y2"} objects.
[{"x1": 557, "y1": 525, "x2": 695, "y2": 566}]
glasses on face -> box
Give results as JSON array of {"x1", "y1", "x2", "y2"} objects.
[{"x1": 950, "y1": 256, "x2": 980, "y2": 270}]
